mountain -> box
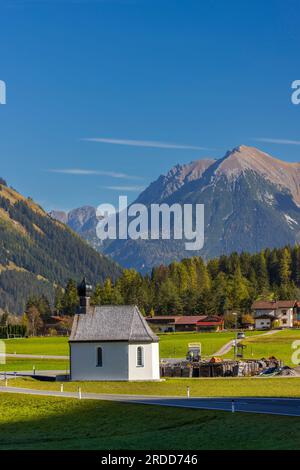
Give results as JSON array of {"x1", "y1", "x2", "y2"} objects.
[
  {"x1": 49, "y1": 206, "x2": 101, "y2": 251},
  {"x1": 51, "y1": 145, "x2": 300, "y2": 273},
  {"x1": 0, "y1": 182, "x2": 121, "y2": 314},
  {"x1": 136, "y1": 158, "x2": 215, "y2": 205}
]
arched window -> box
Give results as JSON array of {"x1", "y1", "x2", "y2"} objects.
[
  {"x1": 136, "y1": 346, "x2": 144, "y2": 367},
  {"x1": 96, "y1": 347, "x2": 103, "y2": 367}
]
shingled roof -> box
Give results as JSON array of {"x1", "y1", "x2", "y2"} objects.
[{"x1": 69, "y1": 305, "x2": 159, "y2": 343}]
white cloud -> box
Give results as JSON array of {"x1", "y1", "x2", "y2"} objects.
[
  {"x1": 104, "y1": 185, "x2": 145, "y2": 191},
  {"x1": 82, "y1": 137, "x2": 212, "y2": 151},
  {"x1": 254, "y1": 138, "x2": 300, "y2": 146},
  {"x1": 46, "y1": 168, "x2": 143, "y2": 180}
]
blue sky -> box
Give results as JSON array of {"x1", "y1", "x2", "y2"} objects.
[{"x1": 0, "y1": 0, "x2": 300, "y2": 211}]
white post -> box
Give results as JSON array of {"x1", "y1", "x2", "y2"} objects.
[
  {"x1": 60, "y1": 384, "x2": 64, "y2": 393},
  {"x1": 231, "y1": 399, "x2": 235, "y2": 413},
  {"x1": 78, "y1": 387, "x2": 82, "y2": 399},
  {"x1": 187, "y1": 386, "x2": 190, "y2": 398},
  {"x1": 5, "y1": 378, "x2": 7, "y2": 387}
]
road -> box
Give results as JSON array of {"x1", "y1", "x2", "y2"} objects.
[
  {"x1": 1, "y1": 353, "x2": 68, "y2": 360},
  {"x1": 1, "y1": 385, "x2": 300, "y2": 417}
]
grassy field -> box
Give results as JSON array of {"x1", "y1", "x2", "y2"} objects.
[
  {"x1": 9, "y1": 375, "x2": 300, "y2": 397},
  {"x1": 0, "y1": 357, "x2": 69, "y2": 372},
  {"x1": 2, "y1": 337, "x2": 68, "y2": 356},
  {"x1": 2, "y1": 330, "x2": 263, "y2": 359},
  {"x1": 0, "y1": 392, "x2": 300, "y2": 450},
  {"x1": 235, "y1": 329, "x2": 300, "y2": 366},
  {"x1": 159, "y1": 331, "x2": 237, "y2": 357}
]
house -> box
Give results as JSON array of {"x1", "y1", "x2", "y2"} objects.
[
  {"x1": 252, "y1": 300, "x2": 296, "y2": 330},
  {"x1": 196, "y1": 316, "x2": 224, "y2": 332},
  {"x1": 69, "y1": 279, "x2": 160, "y2": 381}
]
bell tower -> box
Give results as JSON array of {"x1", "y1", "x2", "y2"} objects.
[{"x1": 77, "y1": 277, "x2": 93, "y2": 314}]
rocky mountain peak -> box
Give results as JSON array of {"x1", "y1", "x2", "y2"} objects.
[{"x1": 210, "y1": 145, "x2": 300, "y2": 206}]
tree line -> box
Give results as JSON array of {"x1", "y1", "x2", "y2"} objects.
[
  {"x1": 49, "y1": 245, "x2": 300, "y2": 318},
  {"x1": 17, "y1": 244, "x2": 300, "y2": 334}
]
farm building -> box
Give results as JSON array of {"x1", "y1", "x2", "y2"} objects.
[
  {"x1": 69, "y1": 279, "x2": 160, "y2": 381},
  {"x1": 196, "y1": 316, "x2": 224, "y2": 331},
  {"x1": 146, "y1": 315, "x2": 224, "y2": 332},
  {"x1": 252, "y1": 300, "x2": 296, "y2": 330}
]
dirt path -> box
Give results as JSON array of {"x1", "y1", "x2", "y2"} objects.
[{"x1": 213, "y1": 330, "x2": 280, "y2": 357}]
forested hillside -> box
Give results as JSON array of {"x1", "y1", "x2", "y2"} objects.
[
  {"x1": 0, "y1": 182, "x2": 121, "y2": 314},
  {"x1": 82, "y1": 245, "x2": 300, "y2": 317}
]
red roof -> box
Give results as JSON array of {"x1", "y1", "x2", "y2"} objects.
[
  {"x1": 174, "y1": 316, "x2": 207, "y2": 325},
  {"x1": 146, "y1": 316, "x2": 176, "y2": 321},
  {"x1": 197, "y1": 321, "x2": 223, "y2": 326},
  {"x1": 146, "y1": 315, "x2": 207, "y2": 324},
  {"x1": 197, "y1": 316, "x2": 224, "y2": 326}
]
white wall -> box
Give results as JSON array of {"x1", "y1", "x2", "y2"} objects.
[
  {"x1": 128, "y1": 342, "x2": 160, "y2": 381},
  {"x1": 70, "y1": 342, "x2": 129, "y2": 381},
  {"x1": 70, "y1": 341, "x2": 160, "y2": 381},
  {"x1": 278, "y1": 308, "x2": 293, "y2": 328},
  {"x1": 255, "y1": 318, "x2": 271, "y2": 330}
]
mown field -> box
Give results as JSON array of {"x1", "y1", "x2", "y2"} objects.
[
  {"x1": 1, "y1": 358, "x2": 69, "y2": 372},
  {"x1": 1, "y1": 393, "x2": 300, "y2": 450},
  {"x1": 2, "y1": 337, "x2": 68, "y2": 356},
  {"x1": 2, "y1": 330, "x2": 263, "y2": 359},
  {"x1": 9, "y1": 376, "x2": 300, "y2": 397},
  {"x1": 1, "y1": 329, "x2": 299, "y2": 374}
]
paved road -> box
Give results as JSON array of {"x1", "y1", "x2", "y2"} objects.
[
  {"x1": 1, "y1": 385, "x2": 300, "y2": 417},
  {"x1": 1, "y1": 353, "x2": 68, "y2": 360},
  {"x1": 0, "y1": 371, "x2": 69, "y2": 379}
]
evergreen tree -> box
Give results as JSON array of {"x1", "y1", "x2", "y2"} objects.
[
  {"x1": 62, "y1": 279, "x2": 79, "y2": 315},
  {"x1": 279, "y1": 247, "x2": 292, "y2": 285}
]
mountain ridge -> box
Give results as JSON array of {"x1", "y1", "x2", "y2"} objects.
[{"x1": 50, "y1": 145, "x2": 300, "y2": 272}]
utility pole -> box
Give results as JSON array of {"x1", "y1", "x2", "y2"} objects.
[{"x1": 232, "y1": 312, "x2": 238, "y2": 360}]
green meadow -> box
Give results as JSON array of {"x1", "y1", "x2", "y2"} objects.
[
  {"x1": 233, "y1": 329, "x2": 300, "y2": 367},
  {"x1": 0, "y1": 393, "x2": 300, "y2": 450},
  {"x1": 2, "y1": 330, "x2": 263, "y2": 360}
]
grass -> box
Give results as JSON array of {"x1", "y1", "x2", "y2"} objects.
[
  {"x1": 8, "y1": 375, "x2": 300, "y2": 397},
  {"x1": 235, "y1": 329, "x2": 300, "y2": 366},
  {"x1": 159, "y1": 331, "x2": 236, "y2": 357},
  {"x1": 2, "y1": 336, "x2": 69, "y2": 356},
  {"x1": 0, "y1": 357, "x2": 69, "y2": 372},
  {"x1": 2, "y1": 330, "x2": 263, "y2": 359},
  {"x1": 1, "y1": 392, "x2": 300, "y2": 450}
]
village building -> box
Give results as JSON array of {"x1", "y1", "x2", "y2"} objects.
[
  {"x1": 146, "y1": 315, "x2": 224, "y2": 332},
  {"x1": 196, "y1": 315, "x2": 224, "y2": 332},
  {"x1": 69, "y1": 279, "x2": 160, "y2": 381},
  {"x1": 252, "y1": 300, "x2": 296, "y2": 330}
]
